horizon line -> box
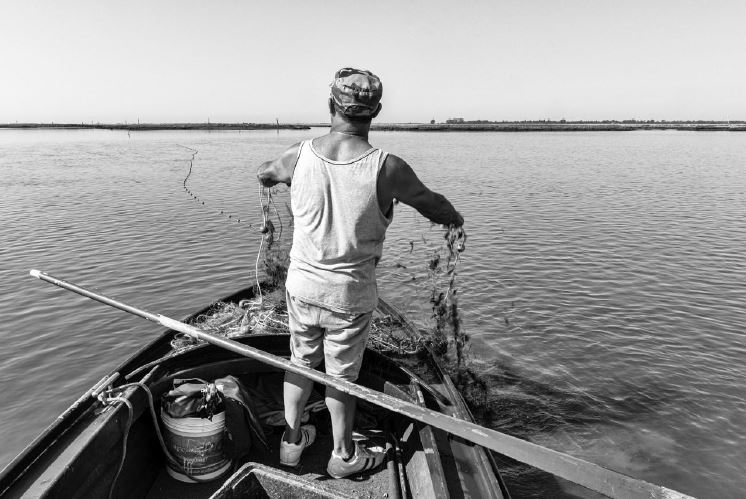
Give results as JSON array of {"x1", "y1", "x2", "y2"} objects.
[{"x1": 2, "y1": 119, "x2": 746, "y2": 126}]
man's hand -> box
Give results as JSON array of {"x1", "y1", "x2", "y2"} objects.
[
  {"x1": 452, "y1": 212, "x2": 464, "y2": 228},
  {"x1": 445, "y1": 225, "x2": 467, "y2": 253},
  {"x1": 257, "y1": 161, "x2": 280, "y2": 187}
]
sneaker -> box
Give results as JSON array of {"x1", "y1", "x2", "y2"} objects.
[
  {"x1": 327, "y1": 441, "x2": 385, "y2": 479},
  {"x1": 279, "y1": 425, "x2": 316, "y2": 467}
]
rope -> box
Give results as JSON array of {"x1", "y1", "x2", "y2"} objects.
[
  {"x1": 255, "y1": 185, "x2": 268, "y2": 304},
  {"x1": 106, "y1": 382, "x2": 220, "y2": 484},
  {"x1": 106, "y1": 396, "x2": 134, "y2": 499},
  {"x1": 268, "y1": 188, "x2": 283, "y2": 240}
]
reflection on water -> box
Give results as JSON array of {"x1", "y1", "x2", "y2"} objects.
[{"x1": 1, "y1": 128, "x2": 745, "y2": 498}]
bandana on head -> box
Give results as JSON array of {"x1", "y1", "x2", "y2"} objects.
[{"x1": 330, "y1": 68, "x2": 383, "y2": 118}]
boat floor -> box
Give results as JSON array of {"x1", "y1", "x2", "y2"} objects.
[
  {"x1": 141, "y1": 365, "x2": 396, "y2": 499},
  {"x1": 146, "y1": 428, "x2": 392, "y2": 499},
  {"x1": 146, "y1": 422, "x2": 390, "y2": 499}
]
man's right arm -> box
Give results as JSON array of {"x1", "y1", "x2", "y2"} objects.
[
  {"x1": 380, "y1": 154, "x2": 463, "y2": 226},
  {"x1": 256, "y1": 142, "x2": 301, "y2": 187}
]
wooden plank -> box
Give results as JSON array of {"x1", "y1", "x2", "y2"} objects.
[{"x1": 409, "y1": 383, "x2": 450, "y2": 499}]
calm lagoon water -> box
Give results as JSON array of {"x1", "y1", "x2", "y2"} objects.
[{"x1": 1, "y1": 128, "x2": 744, "y2": 498}]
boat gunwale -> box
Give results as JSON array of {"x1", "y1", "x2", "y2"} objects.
[{"x1": 0, "y1": 287, "x2": 239, "y2": 493}]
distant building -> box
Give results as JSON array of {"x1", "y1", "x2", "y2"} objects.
[{"x1": 446, "y1": 118, "x2": 465, "y2": 124}]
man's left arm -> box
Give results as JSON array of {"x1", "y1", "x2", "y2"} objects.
[
  {"x1": 256, "y1": 142, "x2": 301, "y2": 187},
  {"x1": 381, "y1": 154, "x2": 464, "y2": 227}
]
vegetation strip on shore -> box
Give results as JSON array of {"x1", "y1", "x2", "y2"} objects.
[
  {"x1": 370, "y1": 121, "x2": 746, "y2": 132},
  {"x1": 0, "y1": 123, "x2": 310, "y2": 131}
]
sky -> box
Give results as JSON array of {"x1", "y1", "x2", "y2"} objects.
[{"x1": 1, "y1": 0, "x2": 744, "y2": 123}]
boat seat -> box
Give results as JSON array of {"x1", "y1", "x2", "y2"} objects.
[{"x1": 210, "y1": 463, "x2": 348, "y2": 499}]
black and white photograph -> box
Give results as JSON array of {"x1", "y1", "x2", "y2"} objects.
[{"x1": 0, "y1": 1, "x2": 743, "y2": 498}]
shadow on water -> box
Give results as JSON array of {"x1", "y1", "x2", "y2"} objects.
[
  {"x1": 441, "y1": 360, "x2": 686, "y2": 498},
  {"x1": 478, "y1": 362, "x2": 684, "y2": 433}
]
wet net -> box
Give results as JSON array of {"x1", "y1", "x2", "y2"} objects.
[
  {"x1": 171, "y1": 285, "x2": 431, "y2": 358},
  {"x1": 177, "y1": 151, "x2": 489, "y2": 416}
]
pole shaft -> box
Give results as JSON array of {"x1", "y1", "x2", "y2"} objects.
[
  {"x1": 31, "y1": 270, "x2": 160, "y2": 323},
  {"x1": 29, "y1": 270, "x2": 693, "y2": 499}
]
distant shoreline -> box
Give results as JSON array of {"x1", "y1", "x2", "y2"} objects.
[
  {"x1": 369, "y1": 122, "x2": 746, "y2": 132},
  {"x1": 1, "y1": 122, "x2": 745, "y2": 132},
  {"x1": 0, "y1": 123, "x2": 310, "y2": 131}
]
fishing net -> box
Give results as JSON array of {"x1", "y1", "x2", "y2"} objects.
[
  {"x1": 168, "y1": 216, "x2": 472, "y2": 372},
  {"x1": 170, "y1": 287, "x2": 289, "y2": 352},
  {"x1": 421, "y1": 225, "x2": 494, "y2": 415},
  {"x1": 427, "y1": 226, "x2": 468, "y2": 366},
  {"x1": 258, "y1": 188, "x2": 291, "y2": 289},
  {"x1": 171, "y1": 285, "x2": 433, "y2": 358},
  {"x1": 178, "y1": 150, "x2": 489, "y2": 413},
  {"x1": 368, "y1": 314, "x2": 428, "y2": 356}
]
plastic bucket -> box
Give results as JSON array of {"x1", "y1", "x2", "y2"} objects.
[{"x1": 161, "y1": 409, "x2": 232, "y2": 482}]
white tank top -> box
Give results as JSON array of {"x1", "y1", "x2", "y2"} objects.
[{"x1": 286, "y1": 139, "x2": 393, "y2": 313}]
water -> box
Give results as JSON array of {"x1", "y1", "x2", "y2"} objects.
[{"x1": 1, "y1": 128, "x2": 744, "y2": 498}]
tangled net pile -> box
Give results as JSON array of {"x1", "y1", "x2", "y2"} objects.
[
  {"x1": 171, "y1": 287, "x2": 431, "y2": 356},
  {"x1": 170, "y1": 290, "x2": 291, "y2": 352},
  {"x1": 368, "y1": 315, "x2": 428, "y2": 356}
]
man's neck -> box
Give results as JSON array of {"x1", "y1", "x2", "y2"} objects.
[{"x1": 329, "y1": 117, "x2": 370, "y2": 140}]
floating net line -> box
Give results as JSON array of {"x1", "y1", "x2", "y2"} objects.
[
  {"x1": 179, "y1": 144, "x2": 260, "y2": 228},
  {"x1": 177, "y1": 144, "x2": 291, "y2": 300}
]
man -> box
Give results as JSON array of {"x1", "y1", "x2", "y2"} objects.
[{"x1": 256, "y1": 67, "x2": 463, "y2": 478}]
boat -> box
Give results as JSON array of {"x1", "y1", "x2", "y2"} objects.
[
  {"x1": 2, "y1": 271, "x2": 697, "y2": 499},
  {"x1": 0, "y1": 281, "x2": 511, "y2": 498}
]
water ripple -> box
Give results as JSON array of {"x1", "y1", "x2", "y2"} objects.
[{"x1": 2, "y1": 129, "x2": 745, "y2": 498}]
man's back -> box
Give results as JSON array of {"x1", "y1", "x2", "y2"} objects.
[{"x1": 286, "y1": 136, "x2": 391, "y2": 314}]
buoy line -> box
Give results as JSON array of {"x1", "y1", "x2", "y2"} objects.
[
  {"x1": 176, "y1": 144, "x2": 286, "y2": 305},
  {"x1": 177, "y1": 144, "x2": 255, "y2": 227}
]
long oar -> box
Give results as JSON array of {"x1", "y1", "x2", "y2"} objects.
[{"x1": 30, "y1": 270, "x2": 693, "y2": 499}]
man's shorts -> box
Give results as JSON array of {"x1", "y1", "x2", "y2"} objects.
[{"x1": 286, "y1": 291, "x2": 372, "y2": 382}]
